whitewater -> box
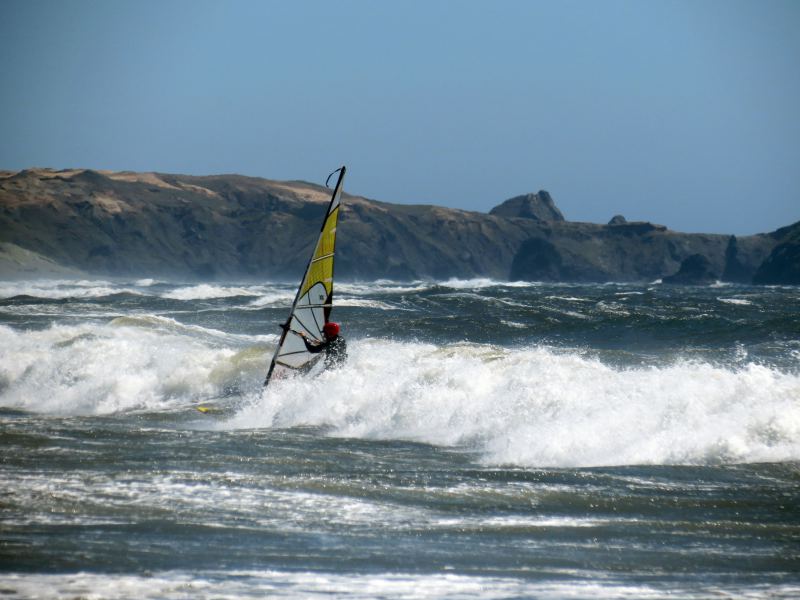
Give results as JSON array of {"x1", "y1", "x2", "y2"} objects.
[{"x1": 1, "y1": 278, "x2": 799, "y2": 598}]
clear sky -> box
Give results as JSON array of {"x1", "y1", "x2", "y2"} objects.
[{"x1": 1, "y1": 0, "x2": 798, "y2": 235}]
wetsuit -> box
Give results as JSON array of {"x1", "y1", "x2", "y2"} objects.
[{"x1": 302, "y1": 334, "x2": 348, "y2": 370}]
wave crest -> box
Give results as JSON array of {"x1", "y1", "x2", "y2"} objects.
[
  {"x1": 0, "y1": 323, "x2": 259, "y2": 415},
  {"x1": 230, "y1": 341, "x2": 800, "y2": 468}
]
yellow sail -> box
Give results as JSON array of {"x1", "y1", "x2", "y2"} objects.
[
  {"x1": 264, "y1": 166, "x2": 345, "y2": 386},
  {"x1": 299, "y1": 203, "x2": 339, "y2": 301}
]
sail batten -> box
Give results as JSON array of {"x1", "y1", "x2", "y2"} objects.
[
  {"x1": 264, "y1": 166, "x2": 346, "y2": 387},
  {"x1": 310, "y1": 253, "x2": 335, "y2": 264}
]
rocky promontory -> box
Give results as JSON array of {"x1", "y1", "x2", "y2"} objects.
[
  {"x1": 752, "y1": 222, "x2": 800, "y2": 285},
  {"x1": 0, "y1": 168, "x2": 796, "y2": 283},
  {"x1": 489, "y1": 191, "x2": 564, "y2": 222}
]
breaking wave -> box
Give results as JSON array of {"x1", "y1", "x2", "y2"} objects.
[
  {"x1": 0, "y1": 279, "x2": 141, "y2": 300},
  {"x1": 2, "y1": 318, "x2": 798, "y2": 468},
  {"x1": 160, "y1": 284, "x2": 267, "y2": 300},
  {"x1": 232, "y1": 340, "x2": 800, "y2": 468},
  {"x1": 0, "y1": 322, "x2": 267, "y2": 415}
]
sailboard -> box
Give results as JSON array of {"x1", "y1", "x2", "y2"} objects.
[{"x1": 263, "y1": 166, "x2": 346, "y2": 387}]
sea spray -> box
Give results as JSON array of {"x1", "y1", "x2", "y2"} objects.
[
  {"x1": 228, "y1": 340, "x2": 800, "y2": 468},
  {"x1": 161, "y1": 284, "x2": 268, "y2": 301},
  {"x1": 3, "y1": 313, "x2": 798, "y2": 468},
  {"x1": 0, "y1": 322, "x2": 244, "y2": 414},
  {"x1": 0, "y1": 279, "x2": 141, "y2": 300}
]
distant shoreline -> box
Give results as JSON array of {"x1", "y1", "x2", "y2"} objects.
[{"x1": 1, "y1": 168, "x2": 798, "y2": 285}]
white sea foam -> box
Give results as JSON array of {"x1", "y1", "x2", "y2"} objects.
[
  {"x1": 337, "y1": 278, "x2": 538, "y2": 294},
  {"x1": 336, "y1": 281, "x2": 432, "y2": 295},
  {"x1": 4, "y1": 319, "x2": 799, "y2": 468},
  {"x1": 229, "y1": 340, "x2": 800, "y2": 468},
  {"x1": 108, "y1": 314, "x2": 276, "y2": 343},
  {"x1": 161, "y1": 284, "x2": 266, "y2": 300},
  {"x1": 595, "y1": 301, "x2": 631, "y2": 316},
  {"x1": 718, "y1": 297, "x2": 753, "y2": 306},
  {"x1": 246, "y1": 289, "x2": 309, "y2": 308},
  {"x1": 2, "y1": 571, "x2": 796, "y2": 600},
  {"x1": 539, "y1": 305, "x2": 591, "y2": 320},
  {"x1": 545, "y1": 295, "x2": 592, "y2": 302},
  {"x1": 247, "y1": 290, "x2": 402, "y2": 310},
  {"x1": 334, "y1": 297, "x2": 399, "y2": 310},
  {"x1": 0, "y1": 467, "x2": 415, "y2": 532},
  {"x1": 133, "y1": 278, "x2": 160, "y2": 287},
  {"x1": 431, "y1": 292, "x2": 531, "y2": 310},
  {"x1": 0, "y1": 278, "x2": 536, "y2": 302},
  {"x1": 0, "y1": 322, "x2": 259, "y2": 414},
  {"x1": 0, "y1": 304, "x2": 125, "y2": 318},
  {"x1": 440, "y1": 277, "x2": 537, "y2": 289},
  {"x1": 500, "y1": 320, "x2": 527, "y2": 329},
  {"x1": 0, "y1": 279, "x2": 141, "y2": 300}
]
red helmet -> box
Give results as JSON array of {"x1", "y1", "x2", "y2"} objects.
[{"x1": 323, "y1": 322, "x2": 340, "y2": 337}]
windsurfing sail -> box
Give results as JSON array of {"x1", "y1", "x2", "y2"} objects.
[{"x1": 264, "y1": 166, "x2": 346, "y2": 387}]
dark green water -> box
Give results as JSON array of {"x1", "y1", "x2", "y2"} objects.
[{"x1": 1, "y1": 279, "x2": 799, "y2": 598}]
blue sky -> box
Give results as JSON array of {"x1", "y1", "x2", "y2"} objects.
[{"x1": 1, "y1": 0, "x2": 798, "y2": 234}]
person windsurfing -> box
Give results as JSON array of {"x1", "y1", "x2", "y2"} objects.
[
  {"x1": 295, "y1": 321, "x2": 347, "y2": 370},
  {"x1": 263, "y1": 166, "x2": 346, "y2": 388}
]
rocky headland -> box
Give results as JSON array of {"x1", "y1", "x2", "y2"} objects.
[{"x1": 0, "y1": 168, "x2": 797, "y2": 284}]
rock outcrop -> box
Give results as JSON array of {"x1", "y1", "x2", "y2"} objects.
[
  {"x1": 721, "y1": 236, "x2": 752, "y2": 283},
  {"x1": 752, "y1": 221, "x2": 800, "y2": 285},
  {"x1": 489, "y1": 191, "x2": 565, "y2": 222},
  {"x1": 506, "y1": 219, "x2": 769, "y2": 283},
  {"x1": 662, "y1": 254, "x2": 718, "y2": 285}
]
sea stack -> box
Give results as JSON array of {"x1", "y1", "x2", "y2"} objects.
[{"x1": 489, "y1": 190, "x2": 565, "y2": 222}]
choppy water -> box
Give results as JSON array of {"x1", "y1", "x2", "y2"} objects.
[{"x1": 1, "y1": 278, "x2": 799, "y2": 598}]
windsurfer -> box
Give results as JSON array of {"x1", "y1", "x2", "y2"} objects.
[
  {"x1": 296, "y1": 321, "x2": 347, "y2": 370},
  {"x1": 263, "y1": 166, "x2": 346, "y2": 388}
]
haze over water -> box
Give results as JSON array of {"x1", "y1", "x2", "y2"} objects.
[{"x1": 1, "y1": 278, "x2": 799, "y2": 598}]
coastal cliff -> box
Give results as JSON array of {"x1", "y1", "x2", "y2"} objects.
[{"x1": 0, "y1": 168, "x2": 795, "y2": 283}]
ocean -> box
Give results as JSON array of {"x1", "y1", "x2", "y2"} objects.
[{"x1": 1, "y1": 278, "x2": 798, "y2": 599}]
